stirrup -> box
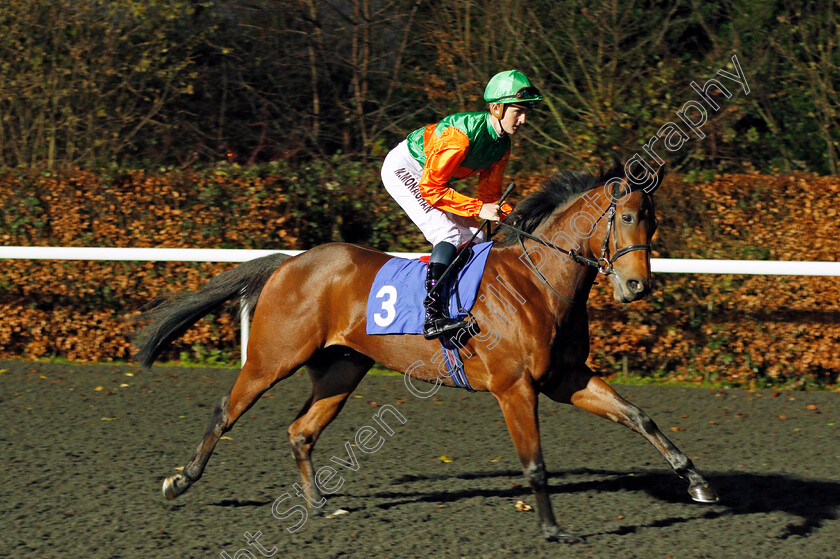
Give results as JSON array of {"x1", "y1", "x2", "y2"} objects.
[{"x1": 423, "y1": 317, "x2": 471, "y2": 340}]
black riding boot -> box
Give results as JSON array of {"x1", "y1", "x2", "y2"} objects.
[{"x1": 423, "y1": 261, "x2": 469, "y2": 340}]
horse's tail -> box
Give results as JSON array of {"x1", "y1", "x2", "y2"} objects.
[{"x1": 133, "y1": 252, "x2": 292, "y2": 368}]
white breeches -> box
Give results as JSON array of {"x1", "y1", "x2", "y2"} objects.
[{"x1": 381, "y1": 140, "x2": 486, "y2": 247}]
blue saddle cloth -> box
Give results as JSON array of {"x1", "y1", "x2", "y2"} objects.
[{"x1": 366, "y1": 242, "x2": 493, "y2": 335}]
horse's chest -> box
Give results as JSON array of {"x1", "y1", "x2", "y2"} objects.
[{"x1": 548, "y1": 312, "x2": 590, "y2": 368}]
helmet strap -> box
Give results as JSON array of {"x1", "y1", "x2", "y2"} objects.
[{"x1": 490, "y1": 103, "x2": 508, "y2": 136}]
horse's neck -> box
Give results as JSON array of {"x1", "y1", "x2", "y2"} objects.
[
  {"x1": 535, "y1": 194, "x2": 598, "y2": 260},
  {"x1": 525, "y1": 197, "x2": 600, "y2": 308}
]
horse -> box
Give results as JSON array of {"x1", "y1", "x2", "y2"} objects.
[{"x1": 135, "y1": 159, "x2": 718, "y2": 543}]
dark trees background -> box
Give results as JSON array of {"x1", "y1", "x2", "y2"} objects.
[{"x1": 1, "y1": 0, "x2": 838, "y2": 175}]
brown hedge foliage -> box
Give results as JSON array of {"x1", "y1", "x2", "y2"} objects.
[
  {"x1": 587, "y1": 172, "x2": 840, "y2": 389},
  {"x1": 1, "y1": 167, "x2": 838, "y2": 389}
]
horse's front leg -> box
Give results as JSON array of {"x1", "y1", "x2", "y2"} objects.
[
  {"x1": 494, "y1": 379, "x2": 581, "y2": 543},
  {"x1": 547, "y1": 366, "x2": 718, "y2": 503}
]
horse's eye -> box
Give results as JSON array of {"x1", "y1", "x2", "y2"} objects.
[{"x1": 622, "y1": 214, "x2": 634, "y2": 224}]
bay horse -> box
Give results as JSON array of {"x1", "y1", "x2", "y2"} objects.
[{"x1": 135, "y1": 160, "x2": 717, "y2": 542}]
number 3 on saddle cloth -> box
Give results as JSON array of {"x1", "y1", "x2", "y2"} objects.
[{"x1": 365, "y1": 242, "x2": 494, "y2": 391}]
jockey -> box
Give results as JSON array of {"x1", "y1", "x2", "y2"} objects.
[{"x1": 381, "y1": 69, "x2": 543, "y2": 340}]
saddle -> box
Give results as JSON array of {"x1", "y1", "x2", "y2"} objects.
[{"x1": 365, "y1": 242, "x2": 492, "y2": 336}]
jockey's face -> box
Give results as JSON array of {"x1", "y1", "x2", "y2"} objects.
[{"x1": 492, "y1": 103, "x2": 528, "y2": 136}]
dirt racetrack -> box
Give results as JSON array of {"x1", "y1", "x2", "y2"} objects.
[{"x1": 1, "y1": 360, "x2": 838, "y2": 559}]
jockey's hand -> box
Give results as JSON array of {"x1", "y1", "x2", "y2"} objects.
[{"x1": 478, "y1": 202, "x2": 504, "y2": 222}]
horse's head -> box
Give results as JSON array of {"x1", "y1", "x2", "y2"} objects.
[
  {"x1": 585, "y1": 178, "x2": 659, "y2": 302},
  {"x1": 500, "y1": 158, "x2": 660, "y2": 304}
]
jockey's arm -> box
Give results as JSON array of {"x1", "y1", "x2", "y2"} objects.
[
  {"x1": 478, "y1": 152, "x2": 514, "y2": 216},
  {"x1": 418, "y1": 130, "x2": 485, "y2": 218}
]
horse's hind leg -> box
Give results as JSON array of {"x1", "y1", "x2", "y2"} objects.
[
  {"x1": 287, "y1": 347, "x2": 373, "y2": 511},
  {"x1": 547, "y1": 367, "x2": 718, "y2": 503},
  {"x1": 162, "y1": 354, "x2": 306, "y2": 500}
]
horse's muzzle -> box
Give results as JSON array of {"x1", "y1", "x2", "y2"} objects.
[
  {"x1": 627, "y1": 278, "x2": 648, "y2": 297},
  {"x1": 614, "y1": 275, "x2": 650, "y2": 302}
]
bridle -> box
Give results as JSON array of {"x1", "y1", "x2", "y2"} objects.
[
  {"x1": 495, "y1": 191, "x2": 653, "y2": 303},
  {"x1": 596, "y1": 203, "x2": 654, "y2": 276}
]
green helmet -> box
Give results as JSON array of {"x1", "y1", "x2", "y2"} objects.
[{"x1": 483, "y1": 70, "x2": 543, "y2": 106}]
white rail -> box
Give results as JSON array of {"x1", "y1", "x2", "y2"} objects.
[
  {"x1": 2, "y1": 246, "x2": 839, "y2": 366},
  {"x1": 2, "y1": 246, "x2": 839, "y2": 274},
  {"x1": 651, "y1": 258, "x2": 840, "y2": 276}
]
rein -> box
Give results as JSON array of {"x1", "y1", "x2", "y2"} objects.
[
  {"x1": 515, "y1": 235, "x2": 577, "y2": 304},
  {"x1": 496, "y1": 221, "x2": 601, "y2": 270},
  {"x1": 434, "y1": 183, "x2": 652, "y2": 309}
]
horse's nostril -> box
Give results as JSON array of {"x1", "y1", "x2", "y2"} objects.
[{"x1": 627, "y1": 279, "x2": 644, "y2": 294}]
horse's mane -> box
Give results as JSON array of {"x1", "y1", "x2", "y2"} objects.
[{"x1": 497, "y1": 157, "x2": 626, "y2": 247}]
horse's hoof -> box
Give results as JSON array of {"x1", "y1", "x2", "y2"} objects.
[
  {"x1": 542, "y1": 524, "x2": 583, "y2": 544},
  {"x1": 162, "y1": 473, "x2": 191, "y2": 500},
  {"x1": 689, "y1": 483, "x2": 719, "y2": 503}
]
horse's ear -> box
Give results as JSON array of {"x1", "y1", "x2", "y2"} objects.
[
  {"x1": 643, "y1": 163, "x2": 666, "y2": 194},
  {"x1": 605, "y1": 152, "x2": 623, "y2": 178},
  {"x1": 627, "y1": 160, "x2": 665, "y2": 194},
  {"x1": 598, "y1": 153, "x2": 663, "y2": 194}
]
